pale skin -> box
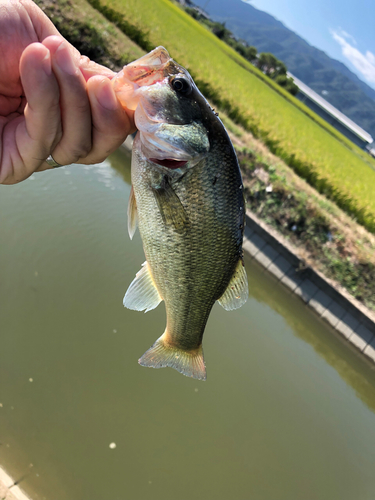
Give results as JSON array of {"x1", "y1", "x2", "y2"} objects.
[{"x1": 0, "y1": 0, "x2": 135, "y2": 185}]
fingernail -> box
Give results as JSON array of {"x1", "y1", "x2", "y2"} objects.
[
  {"x1": 55, "y1": 43, "x2": 77, "y2": 75},
  {"x1": 96, "y1": 79, "x2": 118, "y2": 111}
]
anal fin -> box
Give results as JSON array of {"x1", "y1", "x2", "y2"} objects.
[
  {"x1": 218, "y1": 259, "x2": 248, "y2": 311},
  {"x1": 123, "y1": 261, "x2": 162, "y2": 312}
]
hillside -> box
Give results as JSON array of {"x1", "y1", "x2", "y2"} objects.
[{"x1": 192, "y1": 0, "x2": 375, "y2": 140}]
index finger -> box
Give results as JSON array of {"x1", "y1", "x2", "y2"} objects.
[{"x1": 17, "y1": 44, "x2": 61, "y2": 175}]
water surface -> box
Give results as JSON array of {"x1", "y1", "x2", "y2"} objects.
[{"x1": 1, "y1": 149, "x2": 375, "y2": 500}]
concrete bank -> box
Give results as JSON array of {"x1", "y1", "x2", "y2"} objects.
[
  {"x1": 0, "y1": 467, "x2": 31, "y2": 500},
  {"x1": 244, "y1": 211, "x2": 375, "y2": 364}
]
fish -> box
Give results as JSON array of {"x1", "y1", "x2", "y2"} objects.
[{"x1": 112, "y1": 47, "x2": 248, "y2": 381}]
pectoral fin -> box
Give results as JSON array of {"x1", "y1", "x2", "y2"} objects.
[
  {"x1": 127, "y1": 185, "x2": 138, "y2": 240},
  {"x1": 218, "y1": 259, "x2": 248, "y2": 310},
  {"x1": 153, "y1": 176, "x2": 189, "y2": 233},
  {"x1": 123, "y1": 261, "x2": 162, "y2": 312}
]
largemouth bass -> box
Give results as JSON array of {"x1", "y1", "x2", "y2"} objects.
[{"x1": 113, "y1": 47, "x2": 248, "y2": 381}]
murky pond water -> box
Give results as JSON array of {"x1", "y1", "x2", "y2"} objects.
[{"x1": 2, "y1": 148, "x2": 375, "y2": 500}]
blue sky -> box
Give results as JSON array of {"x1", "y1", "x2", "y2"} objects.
[{"x1": 244, "y1": 0, "x2": 375, "y2": 89}]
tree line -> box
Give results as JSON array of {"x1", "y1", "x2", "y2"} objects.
[{"x1": 184, "y1": 6, "x2": 298, "y2": 96}]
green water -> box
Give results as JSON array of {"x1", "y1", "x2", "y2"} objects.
[{"x1": 1, "y1": 148, "x2": 375, "y2": 500}]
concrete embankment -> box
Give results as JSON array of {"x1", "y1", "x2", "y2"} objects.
[
  {"x1": 0, "y1": 467, "x2": 31, "y2": 500},
  {"x1": 244, "y1": 211, "x2": 375, "y2": 363}
]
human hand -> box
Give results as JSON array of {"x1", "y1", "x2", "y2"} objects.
[{"x1": 0, "y1": 0, "x2": 135, "y2": 185}]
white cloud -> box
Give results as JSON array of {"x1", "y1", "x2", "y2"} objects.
[
  {"x1": 338, "y1": 28, "x2": 357, "y2": 46},
  {"x1": 331, "y1": 29, "x2": 375, "y2": 85}
]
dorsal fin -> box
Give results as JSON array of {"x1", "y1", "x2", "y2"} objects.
[
  {"x1": 218, "y1": 259, "x2": 248, "y2": 311},
  {"x1": 123, "y1": 261, "x2": 162, "y2": 312},
  {"x1": 127, "y1": 185, "x2": 138, "y2": 240}
]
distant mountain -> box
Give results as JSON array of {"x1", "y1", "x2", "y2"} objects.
[{"x1": 193, "y1": 0, "x2": 375, "y2": 139}]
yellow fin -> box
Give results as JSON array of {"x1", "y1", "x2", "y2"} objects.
[
  {"x1": 127, "y1": 185, "x2": 138, "y2": 240},
  {"x1": 139, "y1": 334, "x2": 206, "y2": 381},
  {"x1": 218, "y1": 259, "x2": 248, "y2": 311},
  {"x1": 123, "y1": 261, "x2": 162, "y2": 312}
]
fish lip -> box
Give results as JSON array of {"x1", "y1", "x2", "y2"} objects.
[
  {"x1": 139, "y1": 130, "x2": 195, "y2": 162},
  {"x1": 111, "y1": 48, "x2": 172, "y2": 110},
  {"x1": 125, "y1": 47, "x2": 171, "y2": 77},
  {"x1": 116, "y1": 47, "x2": 179, "y2": 88}
]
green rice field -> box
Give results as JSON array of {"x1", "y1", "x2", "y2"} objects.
[{"x1": 89, "y1": 0, "x2": 375, "y2": 231}]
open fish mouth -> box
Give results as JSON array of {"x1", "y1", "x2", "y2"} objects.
[{"x1": 150, "y1": 159, "x2": 188, "y2": 169}]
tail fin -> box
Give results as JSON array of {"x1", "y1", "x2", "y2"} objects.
[{"x1": 138, "y1": 335, "x2": 206, "y2": 381}]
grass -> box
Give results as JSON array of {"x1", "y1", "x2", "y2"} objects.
[
  {"x1": 238, "y1": 147, "x2": 375, "y2": 310},
  {"x1": 221, "y1": 115, "x2": 375, "y2": 311},
  {"x1": 85, "y1": 0, "x2": 375, "y2": 233}
]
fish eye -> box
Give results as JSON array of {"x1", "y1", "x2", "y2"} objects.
[{"x1": 171, "y1": 77, "x2": 192, "y2": 95}]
